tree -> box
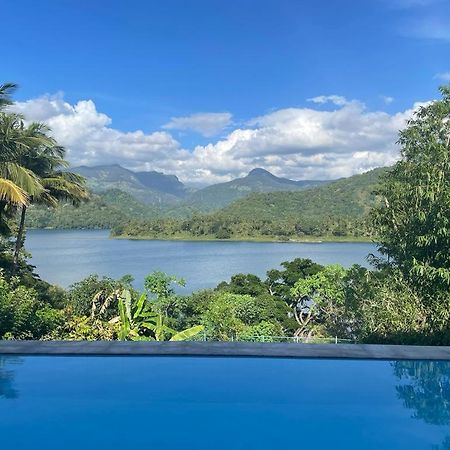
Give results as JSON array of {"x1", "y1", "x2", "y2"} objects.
[
  {"x1": 0, "y1": 270, "x2": 63, "y2": 339},
  {"x1": 12, "y1": 135, "x2": 89, "y2": 268},
  {"x1": 0, "y1": 113, "x2": 45, "y2": 221},
  {"x1": 265, "y1": 258, "x2": 324, "y2": 301},
  {"x1": 372, "y1": 85, "x2": 450, "y2": 297},
  {"x1": 144, "y1": 271, "x2": 185, "y2": 316},
  {"x1": 392, "y1": 360, "x2": 450, "y2": 449},
  {"x1": 290, "y1": 264, "x2": 348, "y2": 339}
]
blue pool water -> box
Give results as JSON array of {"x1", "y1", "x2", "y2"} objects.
[{"x1": 1, "y1": 356, "x2": 449, "y2": 449}]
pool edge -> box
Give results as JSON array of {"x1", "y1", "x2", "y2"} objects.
[{"x1": 1, "y1": 341, "x2": 450, "y2": 360}]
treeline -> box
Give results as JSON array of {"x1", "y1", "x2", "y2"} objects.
[
  {"x1": 26, "y1": 189, "x2": 155, "y2": 229},
  {"x1": 112, "y1": 213, "x2": 369, "y2": 240},
  {"x1": 0, "y1": 258, "x2": 434, "y2": 344}
]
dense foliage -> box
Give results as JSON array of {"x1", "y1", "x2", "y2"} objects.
[
  {"x1": 111, "y1": 168, "x2": 384, "y2": 240},
  {"x1": 372, "y1": 86, "x2": 450, "y2": 342}
]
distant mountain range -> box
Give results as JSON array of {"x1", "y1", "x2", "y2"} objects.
[
  {"x1": 71, "y1": 164, "x2": 330, "y2": 211},
  {"x1": 27, "y1": 164, "x2": 387, "y2": 236},
  {"x1": 112, "y1": 167, "x2": 387, "y2": 240}
]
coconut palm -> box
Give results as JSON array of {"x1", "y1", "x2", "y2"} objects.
[
  {"x1": 0, "y1": 113, "x2": 47, "y2": 230},
  {"x1": 0, "y1": 83, "x2": 16, "y2": 110},
  {"x1": 12, "y1": 132, "x2": 89, "y2": 268}
]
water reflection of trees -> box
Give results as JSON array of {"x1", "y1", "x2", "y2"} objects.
[
  {"x1": 0, "y1": 356, "x2": 21, "y2": 399},
  {"x1": 392, "y1": 361, "x2": 450, "y2": 449}
]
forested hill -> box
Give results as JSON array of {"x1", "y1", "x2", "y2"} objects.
[
  {"x1": 112, "y1": 167, "x2": 387, "y2": 240},
  {"x1": 218, "y1": 167, "x2": 386, "y2": 221},
  {"x1": 186, "y1": 167, "x2": 329, "y2": 211}
]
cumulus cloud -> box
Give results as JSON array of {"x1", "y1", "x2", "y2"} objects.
[
  {"x1": 11, "y1": 94, "x2": 189, "y2": 173},
  {"x1": 163, "y1": 112, "x2": 232, "y2": 137},
  {"x1": 185, "y1": 101, "x2": 415, "y2": 183},
  {"x1": 11, "y1": 93, "x2": 423, "y2": 185}
]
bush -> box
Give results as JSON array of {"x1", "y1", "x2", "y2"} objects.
[{"x1": 0, "y1": 273, "x2": 64, "y2": 339}]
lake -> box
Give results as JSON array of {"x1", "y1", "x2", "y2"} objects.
[{"x1": 25, "y1": 229, "x2": 378, "y2": 293}]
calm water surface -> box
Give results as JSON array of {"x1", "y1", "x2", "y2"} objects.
[
  {"x1": 0, "y1": 356, "x2": 448, "y2": 449},
  {"x1": 26, "y1": 229, "x2": 378, "y2": 292}
]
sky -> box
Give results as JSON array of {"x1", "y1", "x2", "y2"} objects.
[{"x1": 3, "y1": 0, "x2": 450, "y2": 185}]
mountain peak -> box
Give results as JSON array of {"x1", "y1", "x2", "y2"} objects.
[{"x1": 247, "y1": 168, "x2": 274, "y2": 177}]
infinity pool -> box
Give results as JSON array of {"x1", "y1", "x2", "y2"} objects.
[{"x1": 1, "y1": 356, "x2": 449, "y2": 449}]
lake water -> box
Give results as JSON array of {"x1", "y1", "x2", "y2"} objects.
[{"x1": 26, "y1": 229, "x2": 378, "y2": 293}]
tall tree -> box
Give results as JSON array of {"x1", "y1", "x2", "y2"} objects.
[
  {"x1": 372, "y1": 85, "x2": 450, "y2": 299},
  {"x1": 12, "y1": 128, "x2": 89, "y2": 268}
]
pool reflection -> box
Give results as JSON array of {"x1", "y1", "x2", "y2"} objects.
[
  {"x1": 0, "y1": 356, "x2": 22, "y2": 399},
  {"x1": 392, "y1": 361, "x2": 450, "y2": 449}
]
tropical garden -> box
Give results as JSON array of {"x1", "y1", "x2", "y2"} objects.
[{"x1": 1, "y1": 82, "x2": 450, "y2": 344}]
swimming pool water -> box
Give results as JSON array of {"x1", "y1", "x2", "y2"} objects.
[{"x1": 0, "y1": 356, "x2": 449, "y2": 449}]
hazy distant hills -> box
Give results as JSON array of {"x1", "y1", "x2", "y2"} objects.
[
  {"x1": 27, "y1": 164, "x2": 386, "y2": 233},
  {"x1": 71, "y1": 164, "x2": 329, "y2": 212},
  {"x1": 72, "y1": 164, "x2": 187, "y2": 206}
]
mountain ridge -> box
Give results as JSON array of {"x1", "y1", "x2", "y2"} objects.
[{"x1": 71, "y1": 163, "x2": 330, "y2": 211}]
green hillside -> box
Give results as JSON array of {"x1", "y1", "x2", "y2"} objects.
[
  {"x1": 219, "y1": 167, "x2": 386, "y2": 221},
  {"x1": 113, "y1": 167, "x2": 387, "y2": 240},
  {"x1": 26, "y1": 189, "x2": 151, "y2": 229},
  {"x1": 186, "y1": 168, "x2": 329, "y2": 211}
]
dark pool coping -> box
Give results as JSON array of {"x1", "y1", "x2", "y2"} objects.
[{"x1": 1, "y1": 341, "x2": 450, "y2": 360}]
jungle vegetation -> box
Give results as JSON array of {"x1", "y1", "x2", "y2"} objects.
[{"x1": 1, "y1": 83, "x2": 450, "y2": 344}]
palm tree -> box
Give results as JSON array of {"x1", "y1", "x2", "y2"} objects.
[
  {"x1": 12, "y1": 130, "x2": 89, "y2": 268},
  {"x1": 0, "y1": 113, "x2": 46, "y2": 229},
  {"x1": 0, "y1": 83, "x2": 16, "y2": 110}
]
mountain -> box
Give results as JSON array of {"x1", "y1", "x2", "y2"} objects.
[
  {"x1": 72, "y1": 164, "x2": 185, "y2": 206},
  {"x1": 113, "y1": 167, "x2": 387, "y2": 240},
  {"x1": 135, "y1": 171, "x2": 190, "y2": 198},
  {"x1": 186, "y1": 168, "x2": 329, "y2": 211},
  {"x1": 218, "y1": 167, "x2": 386, "y2": 221}
]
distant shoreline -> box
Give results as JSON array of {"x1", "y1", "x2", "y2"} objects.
[{"x1": 112, "y1": 234, "x2": 373, "y2": 244}]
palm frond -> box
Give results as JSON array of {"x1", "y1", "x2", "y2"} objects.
[
  {"x1": 0, "y1": 162, "x2": 44, "y2": 196},
  {"x1": 0, "y1": 83, "x2": 17, "y2": 110},
  {"x1": 170, "y1": 325, "x2": 204, "y2": 341},
  {"x1": 0, "y1": 178, "x2": 29, "y2": 205}
]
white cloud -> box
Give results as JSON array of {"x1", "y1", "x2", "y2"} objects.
[
  {"x1": 163, "y1": 112, "x2": 232, "y2": 137},
  {"x1": 307, "y1": 95, "x2": 350, "y2": 106},
  {"x1": 184, "y1": 101, "x2": 416, "y2": 183},
  {"x1": 12, "y1": 94, "x2": 189, "y2": 172},
  {"x1": 12, "y1": 93, "x2": 423, "y2": 185},
  {"x1": 434, "y1": 72, "x2": 450, "y2": 82}
]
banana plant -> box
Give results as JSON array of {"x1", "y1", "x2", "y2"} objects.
[{"x1": 99, "y1": 288, "x2": 203, "y2": 341}]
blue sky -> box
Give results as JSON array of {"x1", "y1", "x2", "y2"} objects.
[{"x1": 4, "y1": 0, "x2": 450, "y2": 184}]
